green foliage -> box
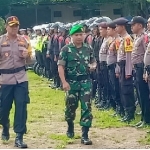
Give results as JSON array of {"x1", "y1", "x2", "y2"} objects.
[{"x1": 0, "y1": 17, "x2": 5, "y2": 35}]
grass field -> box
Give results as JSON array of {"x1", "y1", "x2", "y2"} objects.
[{"x1": 0, "y1": 71, "x2": 150, "y2": 148}]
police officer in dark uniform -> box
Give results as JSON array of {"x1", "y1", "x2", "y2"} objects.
[
  {"x1": 99, "y1": 22, "x2": 110, "y2": 110},
  {"x1": 89, "y1": 23, "x2": 103, "y2": 106},
  {"x1": 114, "y1": 18, "x2": 135, "y2": 123},
  {"x1": 131, "y1": 16, "x2": 150, "y2": 127},
  {"x1": 107, "y1": 21, "x2": 124, "y2": 117},
  {"x1": 0, "y1": 16, "x2": 30, "y2": 148}
]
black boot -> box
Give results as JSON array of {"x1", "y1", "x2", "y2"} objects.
[
  {"x1": 66, "y1": 122, "x2": 74, "y2": 138},
  {"x1": 81, "y1": 127, "x2": 92, "y2": 145},
  {"x1": 1, "y1": 123, "x2": 10, "y2": 141},
  {"x1": 15, "y1": 133, "x2": 28, "y2": 148},
  {"x1": 121, "y1": 107, "x2": 135, "y2": 123}
]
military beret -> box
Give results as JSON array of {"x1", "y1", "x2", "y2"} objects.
[
  {"x1": 69, "y1": 25, "x2": 84, "y2": 35},
  {"x1": 99, "y1": 22, "x2": 108, "y2": 28},
  {"x1": 129, "y1": 16, "x2": 146, "y2": 25},
  {"x1": 107, "y1": 21, "x2": 116, "y2": 29},
  {"x1": 113, "y1": 17, "x2": 129, "y2": 26}
]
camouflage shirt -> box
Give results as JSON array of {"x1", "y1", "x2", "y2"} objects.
[{"x1": 57, "y1": 43, "x2": 96, "y2": 76}]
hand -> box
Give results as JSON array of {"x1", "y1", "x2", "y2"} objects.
[
  {"x1": 54, "y1": 56, "x2": 57, "y2": 62},
  {"x1": 125, "y1": 75, "x2": 131, "y2": 79},
  {"x1": 46, "y1": 54, "x2": 50, "y2": 58},
  {"x1": 116, "y1": 73, "x2": 119, "y2": 78},
  {"x1": 143, "y1": 73, "x2": 148, "y2": 82},
  {"x1": 89, "y1": 64, "x2": 96, "y2": 71},
  {"x1": 62, "y1": 81, "x2": 70, "y2": 91},
  {"x1": 22, "y1": 50, "x2": 28, "y2": 58}
]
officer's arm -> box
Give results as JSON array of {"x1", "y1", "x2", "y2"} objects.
[
  {"x1": 89, "y1": 46, "x2": 97, "y2": 68},
  {"x1": 124, "y1": 37, "x2": 133, "y2": 76},
  {"x1": 57, "y1": 47, "x2": 67, "y2": 84}
]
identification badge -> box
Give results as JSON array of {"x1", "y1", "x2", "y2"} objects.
[{"x1": 5, "y1": 53, "x2": 9, "y2": 57}]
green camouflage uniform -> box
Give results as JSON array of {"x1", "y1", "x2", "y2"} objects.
[{"x1": 58, "y1": 43, "x2": 96, "y2": 127}]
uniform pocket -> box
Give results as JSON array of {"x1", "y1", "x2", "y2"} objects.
[{"x1": 1, "y1": 49, "x2": 12, "y2": 60}]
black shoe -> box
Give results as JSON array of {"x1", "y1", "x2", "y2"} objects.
[
  {"x1": 15, "y1": 133, "x2": 28, "y2": 148},
  {"x1": 1, "y1": 123, "x2": 10, "y2": 141},
  {"x1": 81, "y1": 137, "x2": 92, "y2": 145},
  {"x1": 66, "y1": 122, "x2": 74, "y2": 138},
  {"x1": 81, "y1": 127, "x2": 92, "y2": 145}
]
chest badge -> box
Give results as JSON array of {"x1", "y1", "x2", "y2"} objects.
[{"x1": 5, "y1": 53, "x2": 9, "y2": 57}]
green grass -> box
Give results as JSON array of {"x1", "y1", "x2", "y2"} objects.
[{"x1": 2, "y1": 71, "x2": 150, "y2": 147}]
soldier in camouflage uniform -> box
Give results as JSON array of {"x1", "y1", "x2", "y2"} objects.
[{"x1": 58, "y1": 25, "x2": 96, "y2": 145}]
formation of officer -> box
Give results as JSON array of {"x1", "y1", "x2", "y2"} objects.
[{"x1": 22, "y1": 15, "x2": 150, "y2": 144}]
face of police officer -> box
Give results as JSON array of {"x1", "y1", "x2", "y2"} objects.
[
  {"x1": 36, "y1": 29, "x2": 41, "y2": 35},
  {"x1": 20, "y1": 30, "x2": 26, "y2": 35},
  {"x1": 99, "y1": 27, "x2": 107, "y2": 37},
  {"x1": 131, "y1": 23, "x2": 143, "y2": 34},
  {"x1": 6, "y1": 24, "x2": 19, "y2": 36},
  {"x1": 107, "y1": 27, "x2": 116, "y2": 36},
  {"x1": 92, "y1": 27, "x2": 98, "y2": 36},
  {"x1": 71, "y1": 32, "x2": 84, "y2": 45},
  {"x1": 115, "y1": 25, "x2": 124, "y2": 34},
  {"x1": 54, "y1": 28, "x2": 58, "y2": 33}
]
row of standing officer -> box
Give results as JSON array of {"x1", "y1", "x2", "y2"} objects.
[{"x1": 86, "y1": 16, "x2": 150, "y2": 127}]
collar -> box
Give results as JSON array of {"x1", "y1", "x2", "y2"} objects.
[
  {"x1": 5, "y1": 34, "x2": 21, "y2": 41},
  {"x1": 69, "y1": 42, "x2": 87, "y2": 48}
]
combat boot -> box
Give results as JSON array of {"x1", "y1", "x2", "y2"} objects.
[
  {"x1": 66, "y1": 122, "x2": 74, "y2": 138},
  {"x1": 81, "y1": 127, "x2": 92, "y2": 145},
  {"x1": 15, "y1": 133, "x2": 28, "y2": 148},
  {"x1": 1, "y1": 123, "x2": 10, "y2": 141}
]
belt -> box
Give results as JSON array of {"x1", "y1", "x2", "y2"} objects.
[
  {"x1": 134, "y1": 63, "x2": 144, "y2": 68},
  {"x1": 107, "y1": 63, "x2": 116, "y2": 69},
  {"x1": 66, "y1": 75, "x2": 90, "y2": 81},
  {"x1": 118, "y1": 60, "x2": 125, "y2": 67},
  {"x1": 0, "y1": 66, "x2": 26, "y2": 74}
]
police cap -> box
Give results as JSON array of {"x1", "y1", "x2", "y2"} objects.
[
  {"x1": 99, "y1": 22, "x2": 108, "y2": 28},
  {"x1": 130, "y1": 16, "x2": 146, "y2": 26},
  {"x1": 113, "y1": 17, "x2": 129, "y2": 26},
  {"x1": 107, "y1": 21, "x2": 116, "y2": 29}
]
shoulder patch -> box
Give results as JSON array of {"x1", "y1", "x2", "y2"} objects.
[{"x1": 124, "y1": 37, "x2": 133, "y2": 52}]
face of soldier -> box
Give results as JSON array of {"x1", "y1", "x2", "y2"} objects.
[
  {"x1": 107, "y1": 27, "x2": 116, "y2": 37},
  {"x1": 115, "y1": 25, "x2": 124, "y2": 34},
  {"x1": 71, "y1": 33, "x2": 84, "y2": 44},
  {"x1": 99, "y1": 27, "x2": 107, "y2": 37},
  {"x1": 131, "y1": 23, "x2": 142, "y2": 34},
  {"x1": 6, "y1": 24, "x2": 19, "y2": 36}
]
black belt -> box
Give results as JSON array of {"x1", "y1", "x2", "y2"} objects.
[
  {"x1": 134, "y1": 63, "x2": 144, "y2": 68},
  {"x1": 0, "y1": 66, "x2": 26, "y2": 74},
  {"x1": 66, "y1": 75, "x2": 90, "y2": 81},
  {"x1": 118, "y1": 60, "x2": 125, "y2": 67}
]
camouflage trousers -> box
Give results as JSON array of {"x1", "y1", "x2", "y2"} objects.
[{"x1": 65, "y1": 80, "x2": 93, "y2": 127}]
